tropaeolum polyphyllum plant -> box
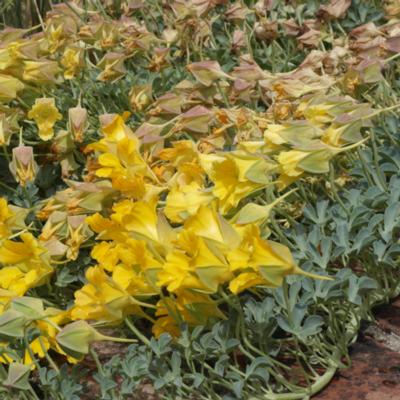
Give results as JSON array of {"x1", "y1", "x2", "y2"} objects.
[{"x1": 0, "y1": 0, "x2": 399, "y2": 399}]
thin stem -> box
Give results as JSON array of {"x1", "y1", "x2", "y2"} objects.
[
  {"x1": 89, "y1": 347, "x2": 103, "y2": 374},
  {"x1": 23, "y1": 331, "x2": 41, "y2": 371},
  {"x1": 124, "y1": 317, "x2": 151, "y2": 346},
  {"x1": 32, "y1": 0, "x2": 45, "y2": 31},
  {"x1": 329, "y1": 163, "x2": 350, "y2": 216},
  {"x1": 369, "y1": 130, "x2": 387, "y2": 191},
  {"x1": 356, "y1": 148, "x2": 374, "y2": 186},
  {"x1": 29, "y1": 386, "x2": 41, "y2": 400},
  {"x1": 0, "y1": 180, "x2": 17, "y2": 194},
  {"x1": 215, "y1": 81, "x2": 230, "y2": 108}
]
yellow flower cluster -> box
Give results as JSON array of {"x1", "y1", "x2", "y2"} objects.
[
  {"x1": 75, "y1": 200, "x2": 312, "y2": 336},
  {"x1": 75, "y1": 114, "x2": 333, "y2": 337},
  {"x1": 0, "y1": 199, "x2": 52, "y2": 310},
  {"x1": 0, "y1": 199, "x2": 76, "y2": 365},
  {"x1": 0, "y1": 2, "x2": 388, "y2": 367}
]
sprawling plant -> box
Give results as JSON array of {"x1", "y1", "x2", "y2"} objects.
[{"x1": 0, "y1": 0, "x2": 399, "y2": 399}]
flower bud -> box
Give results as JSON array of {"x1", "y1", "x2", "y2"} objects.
[
  {"x1": 96, "y1": 52, "x2": 126, "y2": 82},
  {"x1": 0, "y1": 74, "x2": 24, "y2": 102},
  {"x1": 0, "y1": 113, "x2": 11, "y2": 145},
  {"x1": 10, "y1": 297, "x2": 45, "y2": 320},
  {"x1": 187, "y1": 61, "x2": 231, "y2": 86},
  {"x1": 9, "y1": 146, "x2": 38, "y2": 186},
  {"x1": 66, "y1": 215, "x2": 89, "y2": 261},
  {"x1": 163, "y1": 28, "x2": 178, "y2": 45},
  {"x1": 0, "y1": 309, "x2": 27, "y2": 340},
  {"x1": 254, "y1": 20, "x2": 278, "y2": 41},
  {"x1": 68, "y1": 105, "x2": 87, "y2": 142},
  {"x1": 61, "y1": 46, "x2": 85, "y2": 80},
  {"x1": 232, "y1": 29, "x2": 246, "y2": 51},
  {"x1": 3, "y1": 363, "x2": 31, "y2": 390},
  {"x1": 129, "y1": 85, "x2": 152, "y2": 112},
  {"x1": 177, "y1": 106, "x2": 214, "y2": 134},
  {"x1": 56, "y1": 320, "x2": 99, "y2": 359},
  {"x1": 225, "y1": 3, "x2": 251, "y2": 21},
  {"x1": 22, "y1": 60, "x2": 60, "y2": 84}
]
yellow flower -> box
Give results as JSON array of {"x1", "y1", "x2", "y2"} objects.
[
  {"x1": 23, "y1": 60, "x2": 60, "y2": 84},
  {"x1": 0, "y1": 233, "x2": 44, "y2": 265},
  {"x1": 0, "y1": 233, "x2": 53, "y2": 298},
  {"x1": 152, "y1": 290, "x2": 224, "y2": 337},
  {"x1": 118, "y1": 239, "x2": 163, "y2": 278},
  {"x1": 0, "y1": 268, "x2": 31, "y2": 296},
  {"x1": 277, "y1": 144, "x2": 347, "y2": 189},
  {"x1": 71, "y1": 266, "x2": 139, "y2": 322},
  {"x1": 192, "y1": 236, "x2": 232, "y2": 292},
  {"x1": 164, "y1": 182, "x2": 214, "y2": 223},
  {"x1": 24, "y1": 337, "x2": 49, "y2": 365},
  {"x1": 153, "y1": 299, "x2": 181, "y2": 338},
  {"x1": 112, "y1": 199, "x2": 159, "y2": 242},
  {"x1": 65, "y1": 216, "x2": 90, "y2": 261},
  {"x1": 61, "y1": 47, "x2": 84, "y2": 80},
  {"x1": 184, "y1": 205, "x2": 240, "y2": 247},
  {"x1": 86, "y1": 213, "x2": 126, "y2": 242},
  {"x1": 0, "y1": 198, "x2": 15, "y2": 239},
  {"x1": 0, "y1": 47, "x2": 15, "y2": 70},
  {"x1": 0, "y1": 74, "x2": 24, "y2": 102},
  {"x1": 94, "y1": 136, "x2": 158, "y2": 199},
  {"x1": 263, "y1": 124, "x2": 287, "y2": 150},
  {"x1": 225, "y1": 224, "x2": 322, "y2": 293},
  {"x1": 99, "y1": 113, "x2": 131, "y2": 141},
  {"x1": 28, "y1": 98, "x2": 62, "y2": 141},
  {"x1": 157, "y1": 249, "x2": 207, "y2": 293},
  {"x1": 200, "y1": 151, "x2": 274, "y2": 214},
  {"x1": 46, "y1": 24, "x2": 65, "y2": 54},
  {"x1": 112, "y1": 263, "x2": 158, "y2": 297},
  {"x1": 96, "y1": 153, "x2": 124, "y2": 178},
  {"x1": 277, "y1": 150, "x2": 308, "y2": 178},
  {"x1": 302, "y1": 103, "x2": 335, "y2": 126},
  {"x1": 158, "y1": 140, "x2": 199, "y2": 167},
  {"x1": 157, "y1": 223, "x2": 232, "y2": 294},
  {"x1": 229, "y1": 272, "x2": 266, "y2": 294},
  {"x1": 91, "y1": 241, "x2": 120, "y2": 271}
]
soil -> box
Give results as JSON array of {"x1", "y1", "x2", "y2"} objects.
[{"x1": 315, "y1": 298, "x2": 400, "y2": 400}]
